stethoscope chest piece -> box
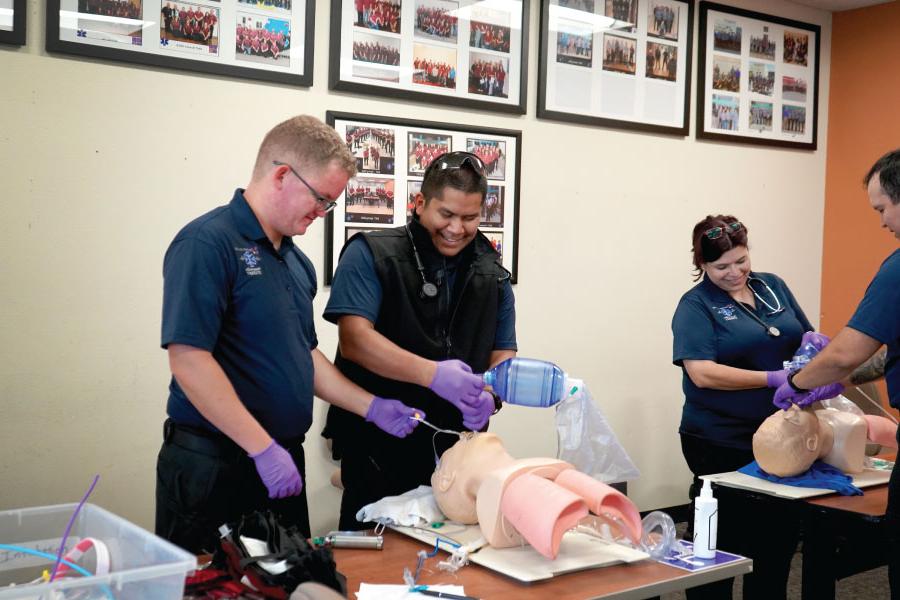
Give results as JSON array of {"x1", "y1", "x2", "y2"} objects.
[
  {"x1": 767, "y1": 326, "x2": 781, "y2": 337},
  {"x1": 421, "y1": 281, "x2": 439, "y2": 299}
]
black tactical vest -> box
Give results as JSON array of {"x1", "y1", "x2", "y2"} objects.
[{"x1": 325, "y1": 219, "x2": 505, "y2": 460}]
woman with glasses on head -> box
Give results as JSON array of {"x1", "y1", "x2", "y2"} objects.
[{"x1": 671, "y1": 214, "x2": 826, "y2": 600}]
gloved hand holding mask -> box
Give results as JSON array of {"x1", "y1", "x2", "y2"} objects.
[
  {"x1": 773, "y1": 380, "x2": 845, "y2": 410},
  {"x1": 429, "y1": 359, "x2": 486, "y2": 418}
]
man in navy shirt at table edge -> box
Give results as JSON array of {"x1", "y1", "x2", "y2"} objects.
[
  {"x1": 155, "y1": 115, "x2": 424, "y2": 554},
  {"x1": 773, "y1": 148, "x2": 900, "y2": 598}
]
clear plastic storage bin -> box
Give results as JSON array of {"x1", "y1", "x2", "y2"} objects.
[{"x1": 0, "y1": 503, "x2": 196, "y2": 599}]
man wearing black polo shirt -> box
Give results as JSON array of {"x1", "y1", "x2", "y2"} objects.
[
  {"x1": 773, "y1": 148, "x2": 900, "y2": 596},
  {"x1": 156, "y1": 115, "x2": 424, "y2": 554}
]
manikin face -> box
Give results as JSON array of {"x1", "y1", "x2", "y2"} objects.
[
  {"x1": 753, "y1": 406, "x2": 822, "y2": 477},
  {"x1": 270, "y1": 160, "x2": 349, "y2": 238},
  {"x1": 431, "y1": 432, "x2": 514, "y2": 523},
  {"x1": 868, "y1": 174, "x2": 900, "y2": 240},
  {"x1": 415, "y1": 187, "x2": 483, "y2": 257},
  {"x1": 702, "y1": 245, "x2": 751, "y2": 295}
]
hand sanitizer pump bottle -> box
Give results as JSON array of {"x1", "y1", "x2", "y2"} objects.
[
  {"x1": 482, "y1": 357, "x2": 569, "y2": 408},
  {"x1": 693, "y1": 479, "x2": 718, "y2": 559}
]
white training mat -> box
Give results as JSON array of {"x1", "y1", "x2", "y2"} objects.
[
  {"x1": 703, "y1": 467, "x2": 891, "y2": 500},
  {"x1": 391, "y1": 523, "x2": 648, "y2": 583}
]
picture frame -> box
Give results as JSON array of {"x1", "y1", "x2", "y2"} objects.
[
  {"x1": 0, "y1": 0, "x2": 26, "y2": 45},
  {"x1": 537, "y1": 0, "x2": 694, "y2": 135},
  {"x1": 329, "y1": 0, "x2": 529, "y2": 114},
  {"x1": 696, "y1": 1, "x2": 820, "y2": 149},
  {"x1": 45, "y1": 0, "x2": 314, "y2": 85},
  {"x1": 325, "y1": 110, "x2": 522, "y2": 284}
]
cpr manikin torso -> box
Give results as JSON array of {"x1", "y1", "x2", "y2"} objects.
[
  {"x1": 753, "y1": 405, "x2": 894, "y2": 477},
  {"x1": 431, "y1": 432, "x2": 642, "y2": 559}
]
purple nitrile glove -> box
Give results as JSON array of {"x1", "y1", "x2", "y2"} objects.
[
  {"x1": 429, "y1": 359, "x2": 485, "y2": 409},
  {"x1": 766, "y1": 368, "x2": 790, "y2": 388},
  {"x1": 250, "y1": 440, "x2": 303, "y2": 499},
  {"x1": 365, "y1": 396, "x2": 423, "y2": 438},
  {"x1": 800, "y1": 331, "x2": 831, "y2": 353},
  {"x1": 459, "y1": 390, "x2": 494, "y2": 431},
  {"x1": 773, "y1": 381, "x2": 845, "y2": 410}
]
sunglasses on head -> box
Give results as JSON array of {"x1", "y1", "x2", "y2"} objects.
[
  {"x1": 703, "y1": 221, "x2": 743, "y2": 240},
  {"x1": 423, "y1": 151, "x2": 486, "y2": 179}
]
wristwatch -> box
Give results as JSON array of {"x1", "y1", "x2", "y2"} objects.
[
  {"x1": 787, "y1": 370, "x2": 809, "y2": 393},
  {"x1": 490, "y1": 392, "x2": 503, "y2": 414}
]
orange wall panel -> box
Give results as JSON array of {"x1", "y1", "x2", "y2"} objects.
[{"x1": 823, "y1": 2, "x2": 900, "y2": 403}]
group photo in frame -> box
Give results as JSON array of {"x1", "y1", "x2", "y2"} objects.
[
  {"x1": 537, "y1": 0, "x2": 694, "y2": 135},
  {"x1": 325, "y1": 111, "x2": 521, "y2": 284},
  {"x1": 329, "y1": 0, "x2": 529, "y2": 114},
  {"x1": 0, "y1": 0, "x2": 26, "y2": 45},
  {"x1": 45, "y1": 0, "x2": 314, "y2": 85},
  {"x1": 696, "y1": 1, "x2": 820, "y2": 149}
]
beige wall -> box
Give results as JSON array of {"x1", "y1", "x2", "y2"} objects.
[{"x1": 0, "y1": 0, "x2": 831, "y2": 536}]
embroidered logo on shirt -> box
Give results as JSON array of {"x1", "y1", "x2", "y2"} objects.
[
  {"x1": 713, "y1": 304, "x2": 738, "y2": 321},
  {"x1": 236, "y1": 246, "x2": 262, "y2": 276}
]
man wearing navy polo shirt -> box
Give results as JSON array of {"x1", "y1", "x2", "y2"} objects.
[
  {"x1": 322, "y1": 151, "x2": 517, "y2": 529},
  {"x1": 156, "y1": 116, "x2": 424, "y2": 554},
  {"x1": 774, "y1": 148, "x2": 900, "y2": 596}
]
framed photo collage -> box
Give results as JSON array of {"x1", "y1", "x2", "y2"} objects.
[
  {"x1": 330, "y1": 0, "x2": 529, "y2": 113},
  {"x1": 538, "y1": 0, "x2": 695, "y2": 135},
  {"x1": 696, "y1": 2, "x2": 820, "y2": 149},
  {"x1": 46, "y1": 0, "x2": 314, "y2": 84},
  {"x1": 0, "y1": 0, "x2": 26, "y2": 45}
]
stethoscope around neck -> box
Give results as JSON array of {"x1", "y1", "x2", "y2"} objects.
[
  {"x1": 405, "y1": 224, "x2": 439, "y2": 299},
  {"x1": 405, "y1": 223, "x2": 512, "y2": 299},
  {"x1": 735, "y1": 275, "x2": 784, "y2": 337}
]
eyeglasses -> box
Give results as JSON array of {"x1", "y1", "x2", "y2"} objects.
[
  {"x1": 423, "y1": 151, "x2": 487, "y2": 179},
  {"x1": 272, "y1": 160, "x2": 338, "y2": 213},
  {"x1": 703, "y1": 221, "x2": 743, "y2": 240}
]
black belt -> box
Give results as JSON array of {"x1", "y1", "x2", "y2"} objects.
[{"x1": 163, "y1": 419, "x2": 306, "y2": 458}]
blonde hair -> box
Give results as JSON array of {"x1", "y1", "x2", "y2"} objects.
[{"x1": 252, "y1": 115, "x2": 357, "y2": 180}]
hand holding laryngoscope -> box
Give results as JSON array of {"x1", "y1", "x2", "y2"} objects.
[{"x1": 365, "y1": 397, "x2": 423, "y2": 438}]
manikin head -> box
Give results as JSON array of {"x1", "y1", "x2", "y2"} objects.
[
  {"x1": 753, "y1": 406, "x2": 833, "y2": 477},
  {"x1": 431, "y1": 432, "x2": 514, "y2": 523},
  {"x1": 753, "y1": 405, "x2": 871, "y2": 476}
]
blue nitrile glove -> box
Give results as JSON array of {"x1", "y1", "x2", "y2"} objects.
[
  {"x1": 459, "y1": 390, "x2": 494, "y2": 431},
  {"x1": 366, "y1": 397, "x2": 422, "y2": 438},
  {"x1": 429, "y1": 359, "x2": 485, "y2": 410},
  {"x1": 773, "y1": 380, "x2": 845, "y2": 409},
  {"x1": 766, "y1": 368, "x2": 790, "y2": 388},
  {"x1": 250, "y1": 440, "x2": 303, "y2": 499},
  {"x1": 800, "y1": 331, "x2": 831, "y2": 353}
]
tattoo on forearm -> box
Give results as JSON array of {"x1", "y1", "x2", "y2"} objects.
[{"x1": 850, "y1": 348, "x2": 887, "y2": 385}]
